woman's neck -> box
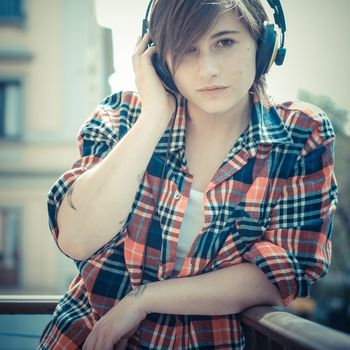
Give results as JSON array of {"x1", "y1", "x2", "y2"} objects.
[{"x1": 185, "y1": 93, "x2": 252, "y2": 143}]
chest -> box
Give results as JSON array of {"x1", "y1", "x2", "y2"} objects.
[{"x1": 185, "y1": 136, "x2": 233, "y2": 192}]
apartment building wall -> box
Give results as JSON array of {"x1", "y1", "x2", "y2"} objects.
[{"x1": 0, "y1": 0, "x2": 112, "y2": 294}]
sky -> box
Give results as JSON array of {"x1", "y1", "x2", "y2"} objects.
[{"x1": 96, "y1": 0, "x2": 350, "y2": 129}]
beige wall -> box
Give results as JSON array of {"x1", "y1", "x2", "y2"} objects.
[
  {"x1": 0, "y1": 0, "x2": 62, "y2": 134},
  {"x1": 0, "y1": 0, "x2": 111, "y2": 294}
]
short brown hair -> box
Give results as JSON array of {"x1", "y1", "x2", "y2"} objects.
[{"x1": 149, "y1": 0, "x2": 271, "y2": 104}]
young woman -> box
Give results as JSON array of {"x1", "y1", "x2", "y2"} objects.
[{"x1": 38, "y1": 0, "x2": 338, "y2": 349}]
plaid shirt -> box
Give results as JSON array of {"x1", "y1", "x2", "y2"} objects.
[{"x1": 39, "y1": 91, "x2": 338, "y2": 349}]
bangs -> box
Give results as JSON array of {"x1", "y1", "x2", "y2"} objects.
[{"x1": 150, "y1": 1, "x2": 234, "y2": 72}]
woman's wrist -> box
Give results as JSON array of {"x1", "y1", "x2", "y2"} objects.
[{"x1": 126, "y1": 283, "x2": 151, "y2": 317}]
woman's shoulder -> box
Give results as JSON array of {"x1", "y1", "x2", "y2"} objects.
[
  {"x1": 98, "y1": 90, "x2": 142, "y2": 123},
  {"x1": 274, "y1": 100, "x2": 330, "y2": 126},
  {"x1": 80, "y1": 90, "x2": 142, "y2": 138},
  {"x1": 99, "y1": 90, "x2": 142, "y2": 111},
  {"x1": 273, "y1": 99, "x2": 336, "y2": 145}
]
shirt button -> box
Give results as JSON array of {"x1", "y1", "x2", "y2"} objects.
[{"x1": 174, "y1": 191, "x2": 181, "y2": 200}]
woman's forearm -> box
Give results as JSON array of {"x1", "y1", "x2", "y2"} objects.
[
  {"x1": 139, "y1": 263, "x2": 284, "y2": 316},
  {"x1": 57, "y1": 115, "x2": 170, "y2": 261}
]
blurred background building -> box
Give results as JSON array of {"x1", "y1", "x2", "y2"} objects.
[
  {"x1": 0, "y1": 0, "x2": 349, "y2": 348},
  {"x1": 0, "y1": 0, "x2": 112, "y2": 295}
]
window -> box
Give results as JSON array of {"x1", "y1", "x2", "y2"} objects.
[
  {"x1": 0, "y1": 0, "x2": 24, "y2": 25},
  {"x1": 0, "y1": 80, "x2": 22, "y2": 140},
  {"x1": 0, "y1": 208, "x2": 20, "y2": 287}
]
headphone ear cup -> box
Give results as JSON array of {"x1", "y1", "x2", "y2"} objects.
[
  {"x1": 275, "y1": 47, "x2": 286, "y2": 66},
  {"x1": 255, "y1": 23, "x2": 278, "y2": 81},
  {"x1": 151, "y1": 54, "x2": 179, "y2": 93}
]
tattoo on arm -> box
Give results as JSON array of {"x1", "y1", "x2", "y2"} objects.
[
  {"x1": 118, "y1": 171, "x2": 144, "y2": 226},
  {"x1": 127, "y1": 284, "x2": 147, "y2": 299},
  {"x1": 137, "y1": 171, "x2": 144, "y2": 184},
  {"x1": 118, "y1": 216, "x2": 128, "y2": 225},
  {"x1": 66, "y1": 184, "x2": 77, "y2": 211}
]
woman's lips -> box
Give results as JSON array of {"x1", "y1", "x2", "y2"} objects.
[{"x1": 197, "y1": 86, "x2": 228, "y2": 96}]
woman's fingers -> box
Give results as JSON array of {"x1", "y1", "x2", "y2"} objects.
[
  {"x1": 132, "y1": 34, "x2": 161, "y2": 89},
  {"x1": 82, "y1": 334, "x2": 97, "y2": 350},
  {"x1": 133, "y1": 32, "x2": 152, "y2": 57},
  {"x1": 131, "y1": 33, "x2": 177, "y2": 122},
  {"x1": 114, "y1": 337, "x2": 129, "y2": 350}
]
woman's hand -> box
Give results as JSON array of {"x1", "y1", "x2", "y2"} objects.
[
  {"x1": 132, "y1": 33, "x2": 176, "y2": 124},
  {"x1": 82, "y1": 285, "x2": 148, "y2": 350}
]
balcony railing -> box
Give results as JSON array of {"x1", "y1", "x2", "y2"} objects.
[{"x1": 1, "y1": 295, "x2": 350, "y2": 350}]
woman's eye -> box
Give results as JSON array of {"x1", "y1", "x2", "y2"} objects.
[
  {"x1": 184, "y1": 47, "x2": 197, "y2": 54},
  {"x1": 217, "y1": 39, "x2": 235, "y2": 47}
]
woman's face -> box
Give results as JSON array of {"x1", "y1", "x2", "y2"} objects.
[{"x1": 168, "y1": 10, "x2": 257, "y2": 116}]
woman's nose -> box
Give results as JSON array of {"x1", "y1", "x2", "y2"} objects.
[{"x1": 197, "y1": 52, "x2": 220, "y2": 79}]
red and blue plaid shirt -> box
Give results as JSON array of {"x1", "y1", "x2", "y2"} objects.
[{"x1": 39, "y1": 91, "x2": 338, "y2": 349}]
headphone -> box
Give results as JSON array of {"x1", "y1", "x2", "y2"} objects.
[{"x1": 142, "y1": 0, "x2": 286, "y2": 93}]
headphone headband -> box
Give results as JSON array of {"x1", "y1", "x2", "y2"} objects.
[
  {"x1": 142, "y1": 0, "x2": 287, "y2": 91},
  {"x1": 267, "y1": 0, "x2": 286, "y2": 48},
  {"x1": 143, "y1": 0, "x2": 286, "y2": 53},
  {"x1": 142, "y1": 0, "x2": 155, "y2": 37}
]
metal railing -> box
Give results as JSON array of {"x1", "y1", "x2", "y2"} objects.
[
  {"x1": 1, "y1": 295, "x2": 350, "y2": 350},
  {"x1": 241, "y1": 306, "x2": 350, "y2": 350}
]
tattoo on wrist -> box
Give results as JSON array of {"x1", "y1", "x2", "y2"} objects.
[
  {"x1": 128, "y1": 284, "x2": 147, "y2": 299},
  {"x1": 118, "y1": 216, "x2": 127, "y2": 225},
  {"x1": 67, "y1": 184, "x2": 77, "y2": 211}
]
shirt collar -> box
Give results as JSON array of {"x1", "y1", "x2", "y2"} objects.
[
  {"x1": 247, "y1": 93, "x2": 293, "y2": 146},
  {"x1": 153, "y1": 93, "x2": 293, "y2": 155}
]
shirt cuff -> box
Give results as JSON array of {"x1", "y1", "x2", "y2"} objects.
[{"x1": 243, "y1": 241, "x2": 310, "y2": 306}]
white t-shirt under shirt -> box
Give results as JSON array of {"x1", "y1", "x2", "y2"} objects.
[{"x1": 172, "y1": 188, "x2": 205, "y2": 274}]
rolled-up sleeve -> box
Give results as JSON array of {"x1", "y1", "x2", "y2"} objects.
[
  {"x1": 47, "y1": 106, "x2": 120, "y2": 247},
  {"x1": 243, "y1": 122, "x2": 338, "y2": 306}
]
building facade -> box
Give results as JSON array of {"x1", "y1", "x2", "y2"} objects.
[{"x1": 0, "y1": 0, "x2": 112, "y2": 294}]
